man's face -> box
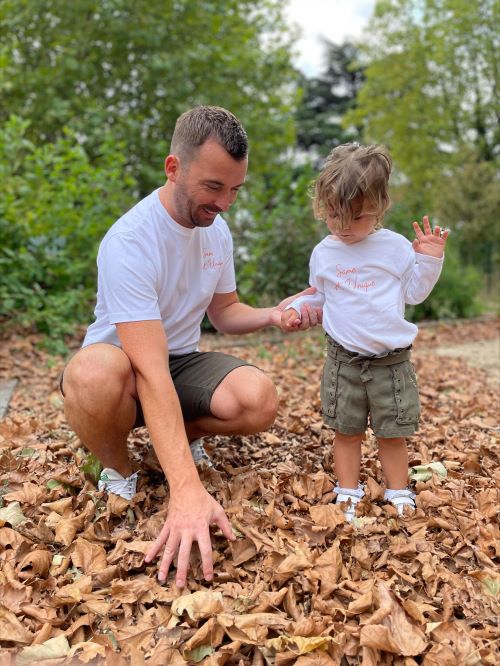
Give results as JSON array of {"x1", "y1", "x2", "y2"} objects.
[{"x1": 169, "y1": 139, "x2": 247, "y2": 229}]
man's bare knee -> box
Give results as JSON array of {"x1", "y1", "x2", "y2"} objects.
[
  {"x1": 232, "y1": 373, "x2": 278, "y2": 432},
  {"x1": 250, "y1": 376, "x2": 279, "y2": 430},
  {"x1": 210, "y1": 367, "x2": 278, "y2": 433},
  {"x1": 63, "y1": 345, "x2": 135, "y2": 412}
]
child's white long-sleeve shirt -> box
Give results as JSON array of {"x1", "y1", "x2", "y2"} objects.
[{"x1": 289, "y1": 229, "x2": 444, "y2": 355}]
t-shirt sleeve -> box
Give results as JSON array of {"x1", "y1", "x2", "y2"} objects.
[
  {"x1": 97, "y1": 233, "x2": 161, "y2": 323},
  {"x1": 214, "y1": 223, "x2": 237, "y2": 294},
  {"x1": 285, "y1": 248, "x2": 326, "y2": 314},
  {"x1": 309, "y1": 248, "x2": 326, "y2": 294},
  {"x1": 401, "y1": 246, "x2": 444, "y2": 305}
]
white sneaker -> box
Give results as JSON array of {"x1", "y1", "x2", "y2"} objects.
[
  {"x1": 98, "y1": 468, "x2": 138, "y2": 500},
  {"x1": 384, "y1": 488, "x2": 416, "y2": 515},
  {"x1": 189, "y1": 439, "x2": 213, "y2": 469},
  {"x1": 334, "y1": 485, "x2": 365, "y2": 522}
]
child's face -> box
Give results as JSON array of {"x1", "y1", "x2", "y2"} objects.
[{"x1": 326, "y1": 205, "x2": 379, "y2": 244}]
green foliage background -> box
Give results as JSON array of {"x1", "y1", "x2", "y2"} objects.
[
  {"x1": 1, "y1": 0, "x2": 497, "y2": 350},
  {"x1": 0, "y1": 116, "x2": 135, "y2": 351}
]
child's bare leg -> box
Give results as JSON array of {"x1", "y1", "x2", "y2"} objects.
[
  {"x1": 334, "y1": 432, "x2": 363, "y2": 488},
  {"x1": 378, "y1": 437, "x2": 408, "y2": 489}
]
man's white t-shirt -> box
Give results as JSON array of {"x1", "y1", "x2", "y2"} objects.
[
  {"x1": 290, "y1": 229, "x2": 444, "y2": 355},
  {"x1": 83, "y1": 189, "x2": 236, "y2": 354}
]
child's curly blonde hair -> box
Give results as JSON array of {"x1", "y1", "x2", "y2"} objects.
[{"x1": 313, "y1": 143, "x2": 392, "y2": 231}]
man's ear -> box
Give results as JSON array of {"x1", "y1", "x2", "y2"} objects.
[{"x1": 165, "y1": 154, "x2": 180, "y2": 181}]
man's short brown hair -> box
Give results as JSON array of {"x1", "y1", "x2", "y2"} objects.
[
  {"x1": 313, "y1": 143, "x2": 392, "y2": 230},
  {"x1": 171, "y1": 106, "x2": 248, "y2": 164}
]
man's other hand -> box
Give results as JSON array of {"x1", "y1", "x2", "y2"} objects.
[{"x1": 144, "y1": 483, "x2": 235, "y2": 588}]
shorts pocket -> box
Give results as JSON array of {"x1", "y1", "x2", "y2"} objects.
[
  {"x1": 391, "y1": 362, "x2": 420, "y2": 425},
  {"x1": 321, "y1": 358, "x2": 340, "y2": 419}
]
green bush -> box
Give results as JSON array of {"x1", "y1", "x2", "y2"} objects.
[
  {"x1": 0, "y1": 116, "x2": 135, "y2": 351},
  {"x1": 407, "y1": 242, "x2": 483, "y2": 321},
  {"x1": 385, "y1": 198, "x2": 483, "y2": 321},
  {"x1": 234, "y1": 162, "x2": 324, "y2": 305}
]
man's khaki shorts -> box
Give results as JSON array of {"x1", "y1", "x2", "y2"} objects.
[
  {"x1": 320, "y1": 336, "x2": 420, "y2": 438},
  {"x1": 60, "y1": 350, "x2": 250, "y2": 427}
]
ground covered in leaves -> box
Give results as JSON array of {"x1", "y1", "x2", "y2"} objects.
[{"x1": 0, "y1": 319, "x2": 499, "y2": 665}]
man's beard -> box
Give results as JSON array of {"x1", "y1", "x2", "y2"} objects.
[{"x1": 172, "y1": 181, "x2": 220, "y2": 228}]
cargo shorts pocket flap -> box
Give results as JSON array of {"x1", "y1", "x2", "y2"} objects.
[
  {"x1": 392, "y1": 363, "x2": 420, "y2": 425},
  {"x1": 321, "y1": 358, "x2": 340, "y2": 418}
]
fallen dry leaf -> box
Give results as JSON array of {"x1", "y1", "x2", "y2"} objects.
[
  {"x1": 0, "y1": 320, "x2": 498, "y2": 663},
  {"x1": 17, "y1": 549, "x2": 52, "y2": 579},
  {"x1": 172, "y1": 591, "x2": 225, "y2": 621},
  {"x1": 0, "y1": 605, "x2": 33, "y2": 645},
  {"x1": 16, "y1": 635, "x2": 70, "y2": 664}
]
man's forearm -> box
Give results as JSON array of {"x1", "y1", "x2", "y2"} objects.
[
  {"x1": 210, "y1": 301, "x2": 276, "y2": 334},
  {"x1": 135, "y1": 372, "x2": 202, "y2": 491}
]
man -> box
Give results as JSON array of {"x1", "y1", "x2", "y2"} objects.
[{"x1": 62, "y1": 106, "x2": 320, "y2": 588}]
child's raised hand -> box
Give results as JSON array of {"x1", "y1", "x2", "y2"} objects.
[
  {"x1": 281, "y1": 308, "x2": 301, "y2": 332},
  {"x1": 412, "y1": 215, "x2": 449, "y2": 258}
]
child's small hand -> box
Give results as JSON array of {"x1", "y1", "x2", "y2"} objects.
[
  {"x1": 281, "y1": 308, "x2": 301, "y2": 332},
  {"x1": 412, "y1": 215, "x2": 449, "y2": 258}
]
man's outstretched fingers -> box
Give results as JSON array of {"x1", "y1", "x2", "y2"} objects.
[
  {"x1": 422, "y1": 215, "x2": 431, "y2": 234},
  {"x1": 158, "y1": 537, "x2": 179, "y2": 583},
  {"x1": 197, "y1": 530, "x2": 214, "y2": 582},
  {"x1": 174, "y1": 536, "x2": 193, "y2": 588},
  {"x1": 213, "y1": 508, "x2": 236, "y2": 542},
  {"x1": 144, "y1": 523, "x2": 170, "y2": 563}
]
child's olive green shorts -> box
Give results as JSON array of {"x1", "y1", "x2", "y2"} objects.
[
  {"x1": 320, "y1": 336, "x2": 420, "y2": 438},
  {"x1": 60, "y1": 350, "x2": 250, "y2": 428}
]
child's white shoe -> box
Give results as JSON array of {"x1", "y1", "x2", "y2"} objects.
[
  {"x1": 98, "y1": 468, "x2": 138, "y2": 500},
  {"x1": 334, "y1": 485, "x2": 365, "y2": 522},
  {"x1": 384, "y1": 488, "x2": 416, "y2": 515}
]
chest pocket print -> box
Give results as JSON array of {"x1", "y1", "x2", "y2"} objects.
[
  {"x1": 392, "y1": 362, "x2": 420, "y2": 425},
  {"x1": 202, "y1": 247, "x2": 224, "y2": 272}
]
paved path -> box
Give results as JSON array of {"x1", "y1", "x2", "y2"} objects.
[
  {"x1": 0, "y1": 379, "x2": 18, "y2": 418},
  {"x1": 430, "y1": 338, "x2": 499, "y2": 386}
]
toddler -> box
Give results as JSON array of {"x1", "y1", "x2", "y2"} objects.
[{"x1": 282, "y1": 143, "x2": 448, "y2": 520}]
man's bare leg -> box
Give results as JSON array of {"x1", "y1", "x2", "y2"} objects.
[
  {"x1": 62, "y1": 344, "x2": 138, "y2": 477},
  {"x1": 184, "y1": 366, "x2": 279, "y2": 442},
  {"x1": 64, "y1": 350, "x2": 278, "y2": 475}
]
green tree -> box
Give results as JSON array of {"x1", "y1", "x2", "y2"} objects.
[
  {"x1": 235, "y1": 163, "x2": 323, "y2": 304},
  {"x1": 0, "y1": 116, "x2": 135, "y2": 349},
  {"x1": 345, "y1": 0, "x2": 498, "y2": 303},
  {"x1": 345, "y1": 0, "x2": 498, "y2": 196},
  {"x1": 0, "y1": 0, "x2": 298, "y2": 194},
  {"x1": 432, "y1": 152, "x2": 500, "y2": 289},
  {"x1": 296, "y1": 40, "x2": 364, "y2": 160}
]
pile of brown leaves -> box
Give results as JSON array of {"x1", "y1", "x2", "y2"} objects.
[{"x1": 0, "y1": 319, "x2": 498, "y2": 664}]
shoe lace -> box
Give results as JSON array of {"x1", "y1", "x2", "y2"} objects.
[
  {"x1": 190, "y1": 440, "x2": 212, "y2": 465},
  {"x1": 106, "y1": 472, "x2": 138, "y2": 499},
  {"x1": 123, "y1": 472, "x2": 138, "y2": 495}
]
